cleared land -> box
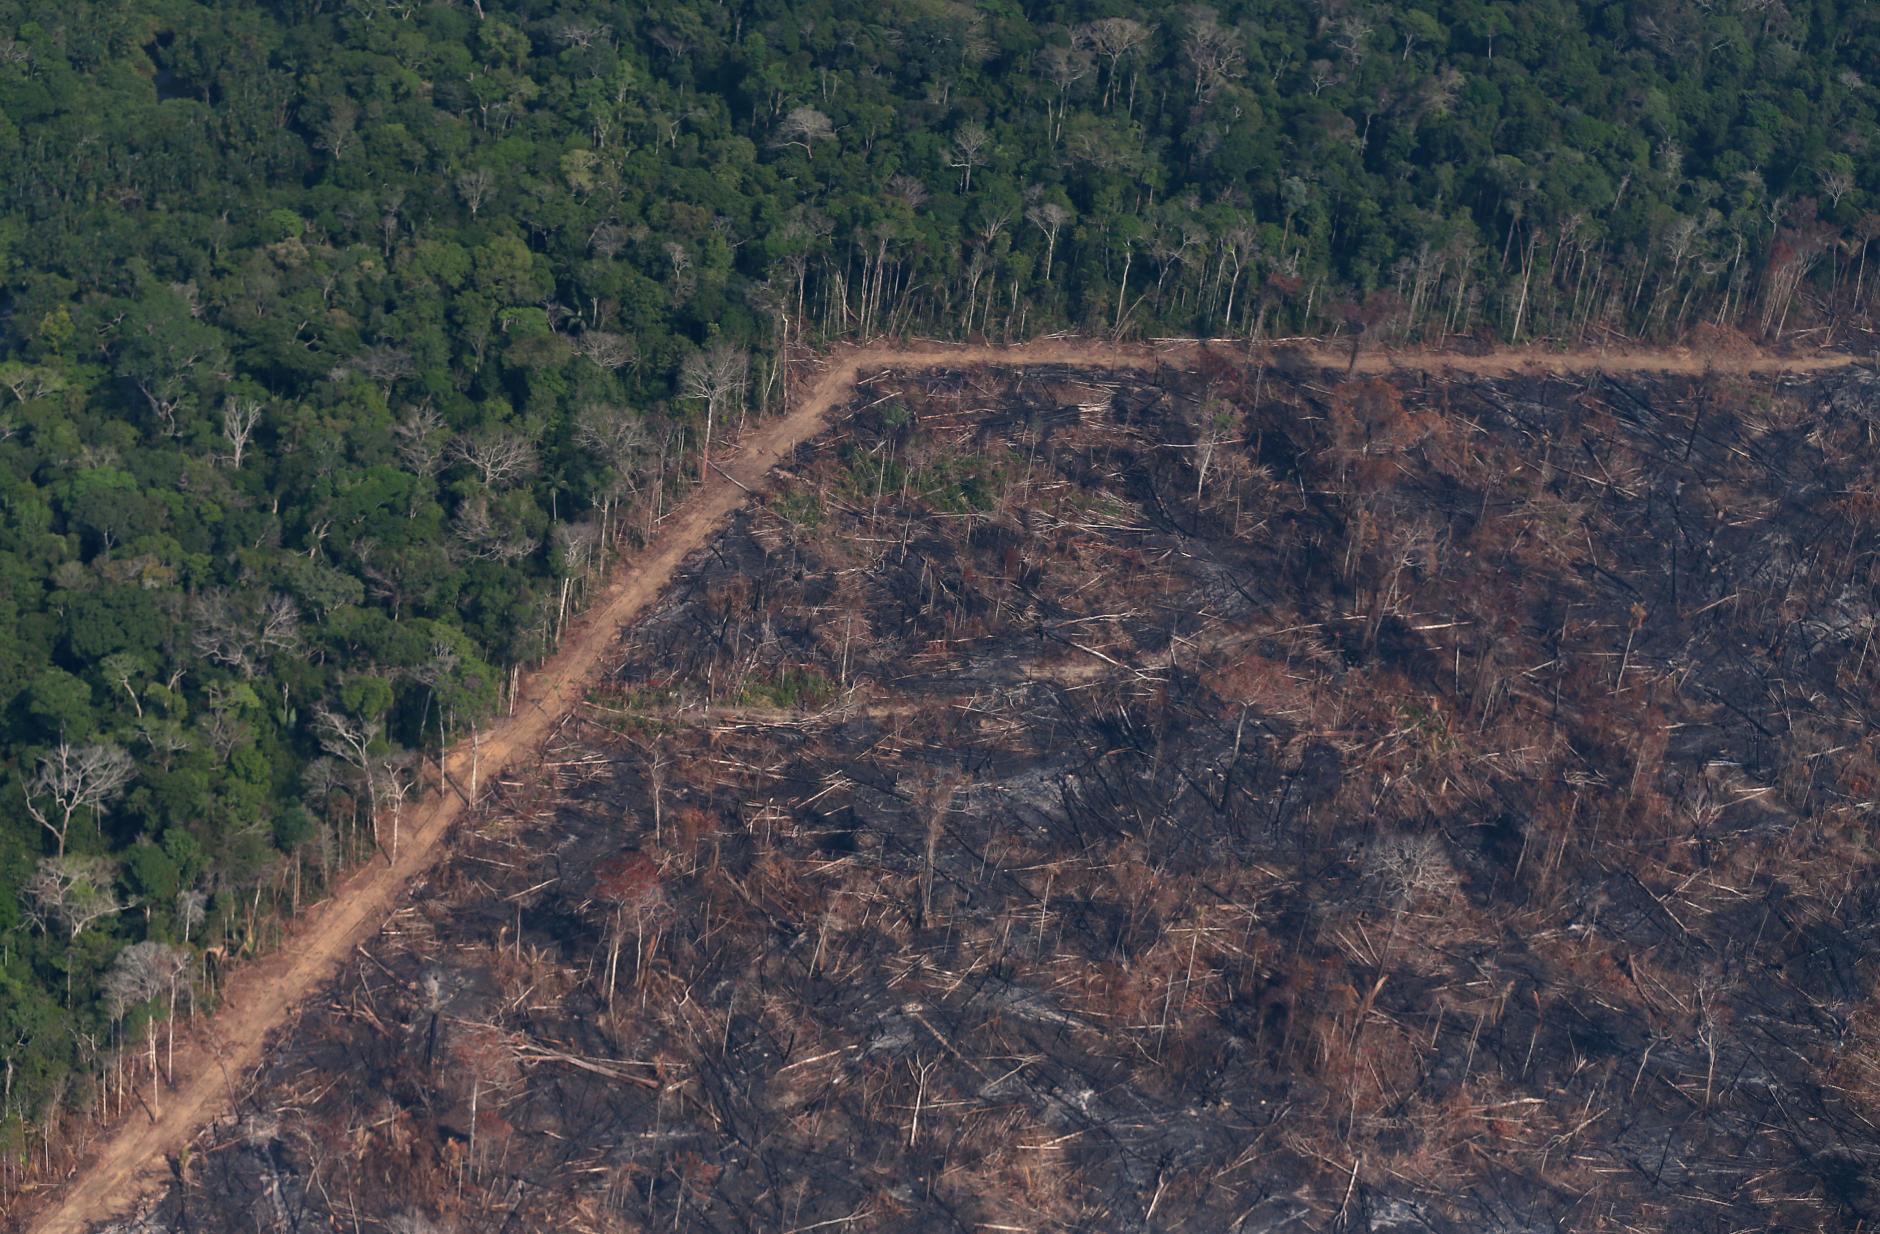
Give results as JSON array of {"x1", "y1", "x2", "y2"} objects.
[{"x1": 18, "y1": 342, "x2": 1880, "y2": 1234}]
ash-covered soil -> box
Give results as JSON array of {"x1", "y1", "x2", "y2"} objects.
[{"x1": 114, "y1": 356, "x2": 1880, "y2": 1233}]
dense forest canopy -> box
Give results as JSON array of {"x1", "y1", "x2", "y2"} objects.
[{"x1": 3, "y1": 0, "x2": 1880, "y2": 1173}]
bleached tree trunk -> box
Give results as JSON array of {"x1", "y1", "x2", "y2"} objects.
[
  {"x1": 1511, "y1": 232, "x2": 1536, "y2": 343},
  {"x1": 1114, "y1": 248, "x2": 1134, "y2": 333},
  {"x1": 605, "y1": 906, "x2": 623, "y2": 1010}
]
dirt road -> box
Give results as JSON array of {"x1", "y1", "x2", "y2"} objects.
[{"x1": 17, "y1": 337, "x2": 1858, "y2": 1234}]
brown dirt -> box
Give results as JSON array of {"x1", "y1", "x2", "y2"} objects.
[{"x1": 16, "y1": 337, "x2": 1859, "y2": 1234}]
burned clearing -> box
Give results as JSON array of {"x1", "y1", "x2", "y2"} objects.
[{"x1": 124, "y1": 357, "x2": 1880, "y2": 1233}]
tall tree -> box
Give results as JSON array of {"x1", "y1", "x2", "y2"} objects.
[{"x1": 681, "y1": 343, "x2": 748, "y2": 484}]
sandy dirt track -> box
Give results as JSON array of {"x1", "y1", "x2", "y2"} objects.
[{"x1": 16, "y1": 337, "x2": 1860, "y2": 1234}]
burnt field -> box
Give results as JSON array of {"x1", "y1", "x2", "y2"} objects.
[{"x1": 118, "y1": 356, "x2": 1880, "y2": 1233}]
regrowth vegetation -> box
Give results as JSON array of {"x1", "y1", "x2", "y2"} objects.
[{"x1": 116, "y1": 361, "x2": 1880, "y2": 1233}]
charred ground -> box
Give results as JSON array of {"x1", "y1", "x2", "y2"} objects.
[{"x1": 115, "y1": 356, "x2": 1880, "y2": 1233}]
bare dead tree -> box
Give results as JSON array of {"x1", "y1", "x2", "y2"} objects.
[
  {"x1": 680, "y1": 342, "x2": 748, "y2": 483},
  {"x1": 314, "y1": 100, "x2": 359, "y2": 161},
  {"x1": 589, "y1": 220, "x2": 633, "y2": 259},
  {"x1": 634, "y1": 735, "x2": 669, "y2": 844},
  {"x1": 456, "y1": 168, "x2": 493, "y2": 217},
  {"x1": 1332, "y1": 15, "x2": 1373, "y2": 64},
  {"x1": 190, "y1": 589, "x2": 260, "y2": 674},
  {"x1": 575, "y1": 403, "x2": 651, "y2": 482},
  {"x1": 977, "y1": 203, "x2": 1013, "y2": 248},
  {"x1": 103, "y1": 941, "x2": 190, "y2": 1112},
  {"x1": 887, "y1": 173, "x2": 930, "y2": 212},
  {"x1": 394, "y1": 406, "x2": 448, "y2": 477},
  {"x1": 551, "y1": 521, "x2": 601, "y2": 639},
  {"x1": 575, "y1": 402, "x2": 652, "y2": 550},
  {"x1": 1188, "y1": 398, "x2": 1239, "y2": 502},
  {"x1": 259, "y1": 593, "x2": 303, "y2": 658},
  {"x1": 376, "y1": 752, "x2": 419, "y2": 864},
  {"x1": 132, "y1": 372, "x2": 191, "y2": 439},
  {"x1": 220, "y1": 396, "x2": 262, "y2": 468},
  {"x1": 23, "y1": 742, "x2": 134, "y2": 857},
  {"x1": 663, "y1": 243, "x2": 695, "y2": 305},
  {"x1": 177, "y1": 889, "x2": 207, "y2": 944},
  {"x1": 388, "y1": 1211, "x2": 449, "y2": 1234},
  {"x1": 948, "y1": 122, "x2": 991, "y2": 192},
  {"x1": 553, "y1": 18, "x2": 610, "y2": 48},
  {"x1": 99, "y1": 654, "x2": 143, "y2": 720},
  {"x1": 102, "y1": 944, "x2": 162, "y2": 1115},
  {"x1": 1819, "y1": 165, "x2": 1855, "y2": 211},
  {"x1": 1182, "y1": 6, "x2": 1245, "y2": 100},
  {"x1": 451, "y1": 495, "x2": 539, "y2": 563},
  {"x1": 1035, "y1": 44, "x2": 1095, "y2": 141},
  {"x1": 189, "y1": 590, "x2": 300, "y2": 679},
  {"x1": 1219, "y1": 224, "x2": 1259, "y2": 331},
  {"x1": 313, "y1": 705, "x2": 382, "y2": 850},
  {"x1": 1026, "y1": 200, "x2": 1073, "y2": 283},
  {"x1": 345, "y1": 345, "x2": 416, "y2": 392},
  {"x1": 445, "y1": 431, "x2": 539, "y2": 489},
  {"x1": 1079, "y1": 18, "x2": 1154, "y2": 110},
  {"x1": 24, "y1": 855, "x2": 124, "y2": 941},
  {"x1": 573, "y1": 330, "x2": 638, "y2": 373},
  {"x1": 773, "y1": 106, "x2": 836, "y2": 158},
  {"x1": 1361, "y1": 832, "x2": 1455, "y2": 960},
  {"x1": 551, "y1": 521, "x2": 599, "y2": 580}
]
